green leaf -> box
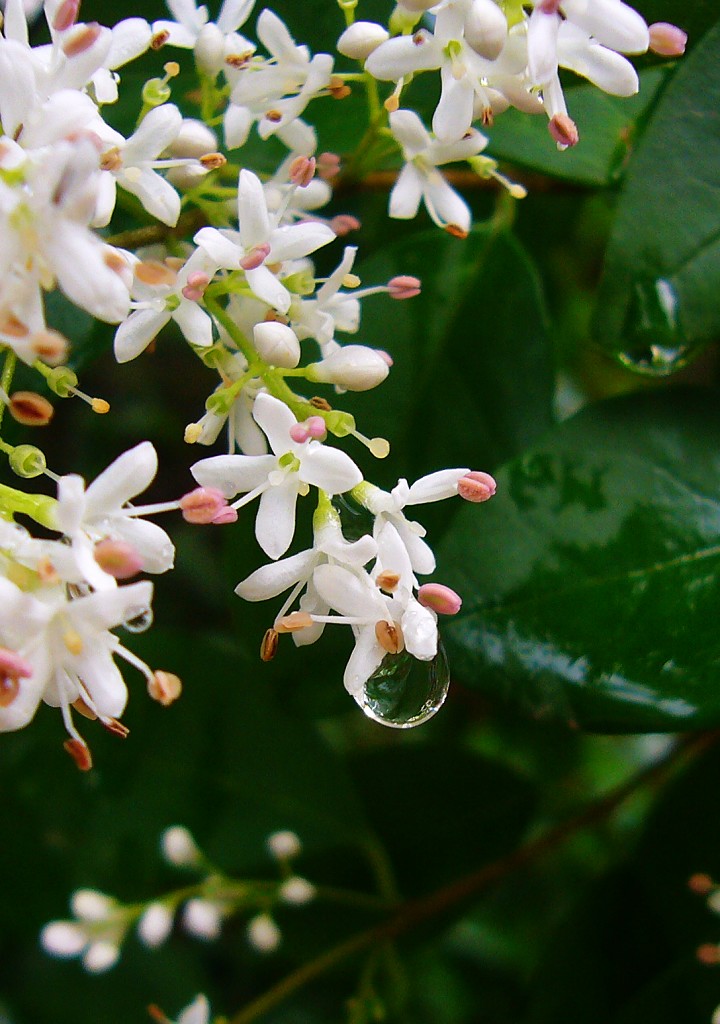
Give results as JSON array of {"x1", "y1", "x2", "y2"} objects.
[
  {"x1": 438, "y1": 389, "x2": 720, "y2": 733},
  {"x1": 487, "y1": 69, "x2": 667, "y2": 188},
  {"x1": 594, "y1": 22, "x2": 720, "y2": 369},
  {"x1": 343, "y1": 225, "x2": 554, "y2": 487}
]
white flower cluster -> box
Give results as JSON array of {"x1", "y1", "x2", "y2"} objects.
[
  {"x1": 0, "y1": 0, "x2": 683, "y2": 747},
  {"x1": 40, "y1": 825, "x2": 314, "y2": 970}
]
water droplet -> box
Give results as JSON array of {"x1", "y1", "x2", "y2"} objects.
[
  {"x1": 356, "y1": 641, "x2": 450, "y2": 728},
  {"x1": 618, "y1": 278, "x2": 696, "y2": 376},
  {"x1": 123, "y1": 606, "x2": 154, "y2": 633},
  {"x1": 333, "y1": 494, "x2": 375, "y2": 543}
]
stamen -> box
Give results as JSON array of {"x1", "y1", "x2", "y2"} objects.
[
  {"x1": 63, "y1": 629, "x2": 83, "y2": 656},
  {"x1": 64, "y1": 737, "x2": 93, "y2": 770},
  {"x1": 351, "y1": 430, "x2": 390, "y2": 459},
  {"x1": 376, "y1": 571, "x2": 400, "y2": 593},
  {"x1": 8, "y1": 391, "x2": 54, "y2": 427},
  {"x1": 66, "y1": 382, "x2": 110, "y2": 413},
  {"x1": 148, "y1": 670, "x2": 182, "y2": 706},
  {"x1": 135, "y1": 260, "x2": 177, "y2": 287},
  {"x1": 61, "y1": 22, "x2": 102, "y2": 57},
  {"x1": 375, "y1": 620, "x2": 404, "y2": 654},
  {"x1": 275, "y1": 611, "x2": 314, "y2": 633},
  {"x1": 0, "y1": 676, "x2": 19, "y2": 707},
  {"x1": 260, "y1": 628, "x2": 279, "y2": 662}
]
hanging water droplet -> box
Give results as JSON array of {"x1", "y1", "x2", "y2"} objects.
[
  {"x1": 333, "y1": 493, "x2": 375, "y2": 543},
  {"x1": 617, "y1": 278, "x2": 696, "y2": 376},
  {"x1": 356, "y1": 641, "x2": 450, "y2": 728},
  {"x1": 123, "y1": 606, "x2": 154, "y2": 633}
]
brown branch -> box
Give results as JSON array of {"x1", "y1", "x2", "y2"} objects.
[
  {"x1": 229, "y1": 729, "x2": 719, "y2": 1024},
  {"x1": 105, "y1": 209, "x2": 209, "y2": 250}
]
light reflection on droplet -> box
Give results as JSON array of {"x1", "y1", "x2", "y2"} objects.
[
  {"x1": 617, "y1": 278, "x2": 697, "y2": 377},
  {"x1": 123, "y1": 606, "x2": 154, "y2": 633},
  {"x1": 356, "y1": 641, "x2": 450, "y2": 728}
]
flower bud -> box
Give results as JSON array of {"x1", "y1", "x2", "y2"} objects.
[
  {"x1": 247, "y1": 913, "x2": 281, "y2": 953},
  {"x1": 253, "y1": 322, "x2": 301, "y2": 368},
  {"x1": 41, "y1": 921, "x2": 87, "y2": 957},
  {"x1": 267, "y1": 830, "x2": 301, "y2": 860},
  {"x1": 83, "y1": 941, "x2": 120, "y2": 973},
  {"x1": 464, "y1": 0, "x2": 507, "y2": 60},
  {"x1": 182, "y1": 899, "x2": 222, "y2": 941},
  {"x1": 161, "y1": 825, "x2": 201, "y2": 867},
  {"x1": 458, "y1": 471, "x2": 497, "y2": 502},
  {"x1": 195, "y1": 23, "x2": 225, "y2": 75},
  {"x1": 337, "y1": 21, "x2": 389, "y2": 61},
  {"x1": 72, "y1": 889, "x2": 114, "y2": 922},
  {"x1": 306, "y1": 345, "x2": 389, "y2": 391},
  {"x1": 279, "y1": 877, "x2": 315, "y2": 905},
  {"x1": 138, "y1": 902, "x2": 174, "y2": 948},
  {"x1": 648, "y1": 22, "x2": 687, "y2": 56},
  {"x1": 330, "y1": 214, "x2": 361, "y2": 236}
]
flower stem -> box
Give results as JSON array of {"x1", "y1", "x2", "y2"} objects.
[{"x1": 0, "y1": 347, "x2": 16, "y2": 433}]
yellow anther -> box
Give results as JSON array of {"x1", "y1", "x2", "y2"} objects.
[
  {"x1": 184, "y1": 423, "x2": 202, "y2": 444},
  {"x1": 91, "y1": 398, "x2": 110, "y2": 414},
  {"x1": 63, "y1": 629, "x2": 83, "y2": 655},
  {"x1": 342, "y1": 273, "x2": 361, "y2": 288}
]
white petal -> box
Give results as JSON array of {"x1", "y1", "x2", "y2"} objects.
[
  {"x1": 401, "y1": 599, "x2": 437, "y2": 660},
  {"x1": 251, "y1": 392, "x2": 297, "y2": 455},
  {"x1": 405, "y1": 468, "x2": 468, "y2": 504},
  {"x1": 46, "y1": 224, "x2": 130, "y2": 323},
  {"x1": 256, "y1": 475, "x2": 299, "y2": 559},
  {"x1": 389, "y1": 108, "x2": 431, "y2": 158},
  {"x1": 67, "y1": 580, "x2": 153, "y2": 633},
  {"x1": 151, "y1": 19, "x2": 197, "y2": 47},
  {"x1": 365, "y1": 32, "x2": 441, "y2": 80},
  {"x1": 237, "y1": 169, "x2": 270, "y2": 249},
  {"x1": 224, "y1": 102, "x2": 253, "y2": 149},
  {"x1": 433, "y1": 70, "x2": 475, "y2": 143},
  {"x1": 194, "y1": 227, "x2": 243, "y2": 267},
  {"x1": 173, "y1": 300, "x2": 213, "y2": 346},
  {"x1": 559, "y1": 28, "x2": 639, "y2": 95},
  {"x1": 313, "y1": 563, "x2": 385, "y2": 619},
  {"x1": 106, "y1": 18, "x2": 152, "y2": 68},
  {"x1": 269, "y1": 222, "x2": 336, "y2": 263},
  {"x1": 423, "y1": 174, "x2": 471, "y2": 233},
  {"x1": 121, "y1": 167, "x2": 181, "y2": 226},
  {"x1": 389, "y1": 164, "x2": 423, "y2": 220},
  {"x1": 191, "y1": 453, "x2": 275, "y2": 496},
  {"x1": 75, "y1": 647, "x2": 128, "y2": 718},
  {"x1": 217, "y1": 0, "x2": 255, "y2": 33},
  {"x1": 112, "y1": 517, "x2": 175, "y2": 574},
  {"x1": 528, "y1": 6, "x2": 561, "y2": 84},
  {"x1": 561, "y1": 0, "x2": 649, "y2": 53},
  {"x1": 84, "y1": 442, "x2": 158, "y2": 517},
  {"x1": 299, "y1": 444, "x2": 362, "y2": 495},
  {"x1": 114, "y1": 307, "x2": 170, "y2": 362},
  {"x1": 345, "y1": 628, "x2": 385, "y2": 695},
  {"x1": 245, "y1": 265, "x2": 291, "y2": 313},
  {"x1": 235, "y1": 549, "x2": 316, "y2": 600}
]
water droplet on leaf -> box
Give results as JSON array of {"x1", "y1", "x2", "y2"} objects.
[
  {"x1": 356, "y1": 641, "x2": 450, "y2": 728},
  {"x1": 618, "y1": 278, "x2": 696, "y2": 376}
]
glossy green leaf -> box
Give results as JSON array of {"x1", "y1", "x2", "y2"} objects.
[
  {"x1": 594, "y1": 22, "x2": 720, "y2": 369},
  {"x1": 439, "y1": 390, "x2": 720, "y2": 733},
  {"x1": 487, "y1": 69, "x2": 667, "y2": 187},
  {"x1": 344, "y1": 225, "x2": 554, "y2": 487}
]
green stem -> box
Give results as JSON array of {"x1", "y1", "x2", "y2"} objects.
[
  {"x1": 228, "y1": 730, "x2": 718, "y2": 1024},
  {"x1": 0, "y1": 347, "x2": 16, "y2": 432},
  {"x1": 203, "y1": 296, "x2": 256, "y2": 364}
]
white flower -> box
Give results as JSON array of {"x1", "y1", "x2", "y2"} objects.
[
  {"x1": 161, "y1": 825, "x2": 202, "y2": 867},
  {"x1": 137, "y1": 902, "x2": 174, "y2": 948},
  {"x1": 114, "y1": 249, "x2": 218, "y2": 362},
  {"x1": 195, "y1": 169, "x2": 335, "y2": 314},
  {"x1": 290, "y1": 246, "x2": 361, "y2": 351},
  {"x1": 388, "y1": 109, "x2": 486, "y2": 235},
  {"x1": 152, "y1": 0, "x2": 256, "y2": 75},
  {"x1": 182, "y1": 898, "x2": 222, "y2": 940},
  {"x1": 192, "y1": 393, "x2": 362, "y2": 560},
  {"x1": 176, "y1": 995, "x2": 211, "y2": 1024},
  {"x1": 247, "y1": 913, "x2": 281, "y2": 953},
  {"x1": 52, "y1": 441, "x2": 175, "y2": 576}
]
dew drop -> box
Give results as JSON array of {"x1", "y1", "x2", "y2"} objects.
[
  {"x1": 356, "y1": 641, "x2": 450, "y2": 728},
  {"x1": 617, "y1": 278, "x2": 696, "y2": 377},
  {"x1": 123, "y1": 606, "x2": 154, "y2": 633},
  {"x1": 333, "y1": 493, "x2": 375, "y2": 543}
]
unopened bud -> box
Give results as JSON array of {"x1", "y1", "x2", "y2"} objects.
[
  {"x1": 260, "y1": 628, "x2": 279, "y2": 662},
  {"x1": 62, "y1": 22, "x2": 102, "y2": 57},
  {"x1": 148, "y1": 670, "x2": 182, "y2": 706},
  {"x1": 166, "y1": 119, "x2": 217, "y2": 159},
  {"x1": 161, "y1": 825, "x2": 201, "y2": 867},
  {"x1": 648, "y1": 22, "x2": 687, "y2": 56},
  {"x1": 195, "y1": 22, "x2": 224, "y2": 75},
  {"x1": 180, "y1": 486, "x2": 228, "y2": 524},
  {"x1": 94, "y1": 538, "x2": 143, "y2": 579},
  {"x1": 418, "y1": 583, "x2": 462, "y2": 615},
  {"x1": 463, "y1": 0, "x2": 507, "y2": 60},
  {"x1": 337, "y1": 20, "x2": 389, "y2": 61},
  {"x1": 8, "y1": 391, "x2": 53, "y2": 426},
  {"x1": 458, "y1": 471, "x2": 497, "y2": 502},
  {"x1": 549, "y1": 113, "x2": 579, "y2": 149},
  {"x1": 138, "y1": 902, "x2": 174, "y2": 948},
  {"x1": 253, "y1": 321, "x2": 301, "y2": 368},
  {"x1": 247, "y1": 913, "x2": 280, "y2": 953},
  {"x1": 375, "y1": 619, "x2": 404, "y2": 654},
  {"x1": 64, "y1": 737, "x2": 93, "y2": 771},
  {"x1": 387, "y1": 275, "x2": 421, "y2": 300},
  {"x1": 72, "y1": 889, "x2": 114, "y2": 921},
  {"x1": 183, "y1": 899, "x2": 222, "y2": 941},
  {"x1": 306, "y1": 345, "x2": 390, "y2": 391},
  {"x1": 279, "y1": 876, "x2": 315, "y2": 904},
  {"x1": 267, "y1": 830, "x2": 301, "y2": 859},
  {"x1": 83, "y1": 941, "x2": 120, "y2": 973}
]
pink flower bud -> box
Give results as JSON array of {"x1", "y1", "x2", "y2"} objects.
[
  {"x1": 418, "y1": 583, "x2": 462, "y2": 615},
  {"x1": 240, "y1": 242, "x2": 271, "y2": 271},
  {"x1": 53, "y1": 0, "x2": 80, "y2": 31},
  {"x1": 212, "y1": 507, "x2": 238, "y2": 525},
  {"x1": 180, "y1": 487, "x2": 229, "y2": 524},
  {"x1": 549, "y1": 113, "x2": 579, "y2": 149},
  {"x1": 289, "y1": 155, "x2": 316, "y2": 187},
  {"x1": 94, "y1": 539, "x2": 144, "y2": 580},
  {"x1": 182, "y1": 272, "x2": 210, "y2": 302},
  {"x1": 329, "y1": 214, "x2": 361, "y2": 236},
  {"x1": 317, "y1": 152, "x2": 341, "y2": 180},
  {"x1": 457, "y1": 471, "x2": 497, "y2": 502},
  {"x1": 387, "y1": 275, "x2": 421, "y2": 300},
  {"x1": 648, "y1": 22, "x2": 687, "y2": 56}
]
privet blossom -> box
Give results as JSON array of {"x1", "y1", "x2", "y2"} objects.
[{"x1": 0, "y1": 0, "x2": 683, "y2": 768}]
